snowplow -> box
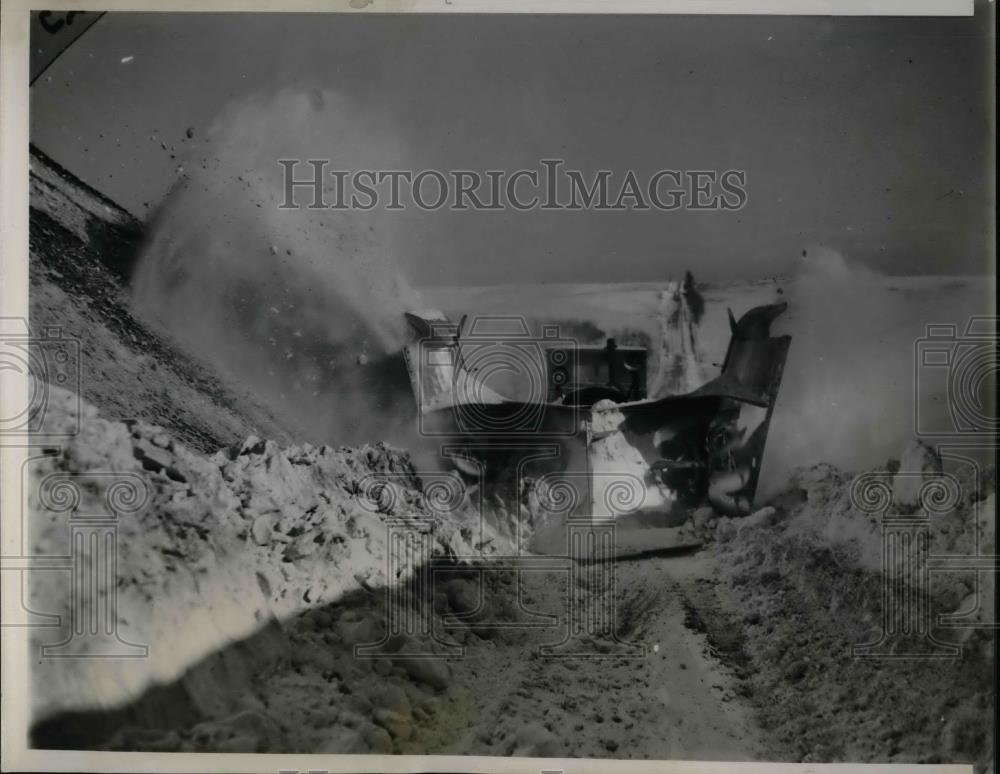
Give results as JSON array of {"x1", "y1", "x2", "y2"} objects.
[{"x1": 401, "y1": 282, "x2": 790, "y2": 545}]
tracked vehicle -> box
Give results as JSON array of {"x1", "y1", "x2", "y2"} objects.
[{"x1": 402, "y1": 283, "x2": 790, "y2": 540}]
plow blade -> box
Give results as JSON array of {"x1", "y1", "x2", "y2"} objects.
[
  {"x1": 406, "y1": 301, "x2": 791, "y2": 550},
  {"x1": 527, "y1": 510, "x2": 704, "y2": 560}
]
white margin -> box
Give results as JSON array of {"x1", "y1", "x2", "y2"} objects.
[{"x1": 0, "y1": 0, "x2": 978, "y2": 772}]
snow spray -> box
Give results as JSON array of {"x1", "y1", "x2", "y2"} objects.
[{"x1": 131, "y1": 89, "x2": 424, "y2": 446}]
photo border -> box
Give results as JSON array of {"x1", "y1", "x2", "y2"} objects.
[{"x1": 0, "y1": 0, "x2": 980, "y2": 772}]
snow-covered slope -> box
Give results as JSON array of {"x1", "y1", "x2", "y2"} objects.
[
  {"x1": 29, "y1": 384, "x2": 514, "y2": 723},
  {"x1": 29, "y1": 145, "x2": 294, "y2": 451}
]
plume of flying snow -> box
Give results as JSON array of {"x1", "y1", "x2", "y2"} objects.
[{"x1": 132, "y1": 89, "x2": 424, "y2": 446}]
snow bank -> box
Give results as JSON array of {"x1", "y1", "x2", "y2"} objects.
[
  {"x1": 29, "y1": 146, "x2": 140, "y2": 244},
  {"x1": 703, "y1": 456, "x2": 995, "y2": 769},
  {"x1": 27, "y1": 384, "x2": 513, "y2": 722}
]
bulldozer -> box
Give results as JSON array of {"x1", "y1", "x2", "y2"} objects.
[{"x1": 401, "y1": 280, "x2": 790, "y2": 553}]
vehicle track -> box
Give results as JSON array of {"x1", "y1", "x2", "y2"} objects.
[{"x1": 424, "y1": 551, "x2": 763, "y2": 759}]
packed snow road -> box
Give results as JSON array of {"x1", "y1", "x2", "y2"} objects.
[
  {"x1": 421, "y1": 552, "x2": 762, "y2": 759},
  {"x1": 230, "y1": 547, "x2": 768, "y2": 759}
]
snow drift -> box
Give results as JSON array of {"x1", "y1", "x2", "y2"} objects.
[
  {"x1": 27, "y1": 383, "x2": 514, "y2": 724},
  {"x1": 699, "y1": 459, "x2": 995, "y2": 770}
]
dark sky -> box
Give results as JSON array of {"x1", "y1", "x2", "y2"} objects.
[{"x1": 30, "y1": 8, "x2": 995, "y2": 284}]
